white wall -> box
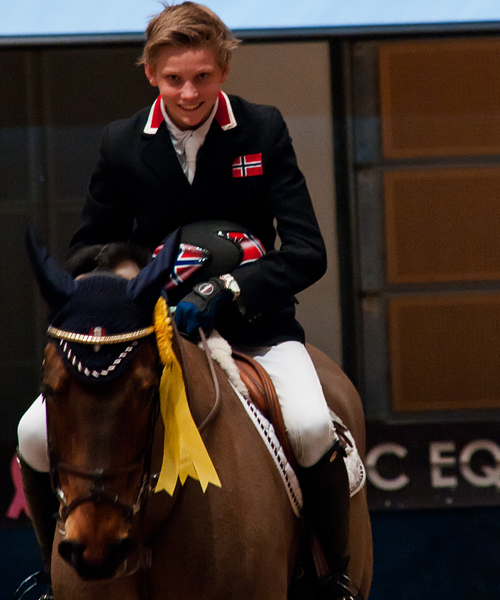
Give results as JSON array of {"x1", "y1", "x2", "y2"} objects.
[{"x1": 3, "y1": 0, "x2": 500, "y2": 37}]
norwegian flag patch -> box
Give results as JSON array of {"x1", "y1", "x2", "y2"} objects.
[
  {"x1": 232, "y1": 154, "x2": 263, "y2": 178},
  {"x1": 153, "y1": 243, "x2": 210, "y2": 290}
]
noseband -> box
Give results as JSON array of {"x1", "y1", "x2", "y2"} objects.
[
  {"x1": 45, "y1": 325, "x2": 160, "y2": 528},
  {"x1": 50, "y1": 397, "x2": 159, "y2": 528}
]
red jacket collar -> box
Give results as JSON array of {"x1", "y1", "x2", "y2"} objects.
[{"x1": 143, "y1": 90, "x2": 237, "y2": 135}]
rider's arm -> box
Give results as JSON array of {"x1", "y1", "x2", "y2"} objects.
[{"x1": 230, "y1": 107, "x2": 327, "y2": 321}]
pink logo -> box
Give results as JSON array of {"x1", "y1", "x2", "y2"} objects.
[{"x1": 6, "y1": 455, "x2": 29, "y2": 519}]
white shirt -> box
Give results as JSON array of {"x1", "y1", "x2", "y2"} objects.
[{"x1": 160, "y1": 98, "x2": 218, "y2": 184}]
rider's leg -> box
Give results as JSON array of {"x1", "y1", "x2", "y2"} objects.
[
  {"x1": 18, "y1": 395, "x2": 56, "y2": 573},
  {"x1": 18, "y1": 394, "x2": 50, "y2": 472},
  {"x1": 241, "y1": 341, "x2": 334, "y2": 466},
  {"x1": 298, "y1": 445, "x2": 358, "y2": 598},
  {"x1": 243, "y1": 341, "x2": 360, "y2": 599}
]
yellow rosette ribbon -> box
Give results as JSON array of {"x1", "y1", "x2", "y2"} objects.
[{"x1": 153, "y1": 297, "x2": 221, "y2": 495}]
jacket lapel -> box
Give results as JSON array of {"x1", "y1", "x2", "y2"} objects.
[
  {"x1": 140, "y1": 122, "x2": 190, "y2": 192},
  {"x1": 191, "y1": 122, "x2": 229, "y2": 188},
  {"x1": 139, "y1": 92, "x2": 238, "y2": 195}
]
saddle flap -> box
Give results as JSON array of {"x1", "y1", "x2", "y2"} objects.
[{"x1": 232, "y1": 351, "x2": 297, "y2": 470}]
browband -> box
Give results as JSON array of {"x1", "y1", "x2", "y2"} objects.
[{"x1": 47, "y1": 325, "x2": 155, "y2": 345}]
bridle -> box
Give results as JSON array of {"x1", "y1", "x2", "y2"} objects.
[
  {"x1": 49, "y1": 397, "x2": 159, "y2": 528},
  {"x1": 52, "y1": 461, "x2": 156, "y2": 526},
  {"x1": 45, "y1": 324, "x2": 221, "y2": 531},
  {"x1": 45, "y1": 325, "x2": 161, "y2": 530}
]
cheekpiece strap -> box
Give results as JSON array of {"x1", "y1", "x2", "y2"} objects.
[{"x1": 47, "y1": 325, "x2": 155, "y2": 345}]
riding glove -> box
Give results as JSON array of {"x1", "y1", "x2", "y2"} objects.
[{"x1": 174, "y1": 277, "x2": 235, "y2": 338}]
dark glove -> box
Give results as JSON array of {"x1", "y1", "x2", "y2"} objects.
[{"x1": 174, "y1": 277, "x2": 234, "y2": 338}]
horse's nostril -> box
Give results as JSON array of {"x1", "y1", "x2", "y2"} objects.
[
  {"x1": 113, "y1": 537, "x2": 135, "y2": 563},
  {"x1": 59, "y1": 539, "x2": 85, "y2": 567},
  {"x1": 58, "y1": 537, "x2": 136, "y2": 580}
]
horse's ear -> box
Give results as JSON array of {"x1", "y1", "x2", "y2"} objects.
[
  {"x1": 25, "y1": 224, "x2": 77, "y2": 313},
  {"x1": 126, "y1": 228, "x2": 180, "y2": 313}
]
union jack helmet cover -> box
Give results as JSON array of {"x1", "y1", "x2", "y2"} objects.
[{"x1": 154, "y1": 220, "x2": 266, "y2": 305}]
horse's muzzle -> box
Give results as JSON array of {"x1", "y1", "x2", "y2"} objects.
[{"x1": 58, "y1": 537, "x2": 136, "y2": 580}]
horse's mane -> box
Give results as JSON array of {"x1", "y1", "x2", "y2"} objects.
[{"x1": 65, "y1": 243, "x2": 151, "y2": 277}]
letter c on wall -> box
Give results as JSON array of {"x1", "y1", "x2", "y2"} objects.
[{"x1": 366, "y1": 442, "x2": 410, "y2": 491}]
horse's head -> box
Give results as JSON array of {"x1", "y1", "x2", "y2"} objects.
[
  {"x1": 43, "y1": 335, "x2": 160, "y2": 579},
  {"x1": 26, "y1": 228, "x2": 179, "y2": 580}
]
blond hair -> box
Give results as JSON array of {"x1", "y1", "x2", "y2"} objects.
[{"x1": 138, "y1": 2, "x2": 240, "y2": 69}]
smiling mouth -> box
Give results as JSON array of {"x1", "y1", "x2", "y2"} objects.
[{"x1": 179, "y1": 102, "x2": 203, "y2": 111}]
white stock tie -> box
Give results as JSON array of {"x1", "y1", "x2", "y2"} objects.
[{"x1": 184, "y1": 135, "x2": 199, "y2": 184}]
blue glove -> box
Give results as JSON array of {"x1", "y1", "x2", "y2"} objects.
[{"x1": 174, "y1": 278, "x2": 234, "y2": 338}]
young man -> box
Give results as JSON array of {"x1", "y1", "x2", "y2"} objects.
[{"x1": 19, "y1": 3, "x2": 360, "y2": 598}]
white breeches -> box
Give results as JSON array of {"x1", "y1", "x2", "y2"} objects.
[
  {"x1": 18, "y1": 394, "x2": 50, "y2": 472},
  {"x1": 18, "y1": 340, "x2": 334, "y2": 472},
  {"x1": 234, "y1": 340, "x2": 335, "y2": 467}
]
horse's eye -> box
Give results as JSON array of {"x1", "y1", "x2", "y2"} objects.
[
  {"x1": 140, "y1": 385, "x2": 156, "y2": 404},
  {"x1": 41, "y1": 384, "x2": 55, "y2": 403},
  {"x1": 41, "y1": 383, "x2": 64, "y2": 404}
]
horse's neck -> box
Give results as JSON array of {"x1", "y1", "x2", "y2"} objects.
[
  {"x1": 145, "y1": 335, "x2": 215, "y2": 532},
  {"x1": 173, "y1": 333, "x2": 221, "y2": 427}
]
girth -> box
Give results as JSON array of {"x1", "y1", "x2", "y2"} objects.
[{"x1": 232, "y1": 350, "x2": 297, "y2": 471}]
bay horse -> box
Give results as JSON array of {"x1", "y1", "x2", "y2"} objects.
[{"x1": 26, "y1": 229, "x2": 372, "y2": 600}]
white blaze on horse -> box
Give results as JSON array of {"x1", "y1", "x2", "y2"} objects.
[{"x1": 25, "y1": 227, "x2": 373, "y2": 600}]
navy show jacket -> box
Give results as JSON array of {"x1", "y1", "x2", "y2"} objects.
[{"x1": 70, "y1": 92, "x2": 327, "y2": 346}]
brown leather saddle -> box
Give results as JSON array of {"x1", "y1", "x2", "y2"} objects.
[{"x1": 232, "y1": 350, "x2": 297, "y2": 470}]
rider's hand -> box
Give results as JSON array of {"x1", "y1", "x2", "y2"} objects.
[{"x1": 174, "y1": 277, "x2": 234, "y2": 338}]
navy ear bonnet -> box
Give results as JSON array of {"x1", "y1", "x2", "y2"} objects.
[
  {"x1": 52, "y1": 275, "x2": 150, "y2": 331},
  {"x1": 50, "y1": 275, "x2": 152, "y2": 383},
  {"x1": 26, "y1": 226, "x2": 180, "y2": 384}
]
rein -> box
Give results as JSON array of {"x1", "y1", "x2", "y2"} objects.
[{"x1": 195, "y1": 328, "x2": 221, "y2": 433}]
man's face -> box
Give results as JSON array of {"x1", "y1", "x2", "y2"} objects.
[{"x1": 145, "y1": 46, "x2": 229, "y2": 131}]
